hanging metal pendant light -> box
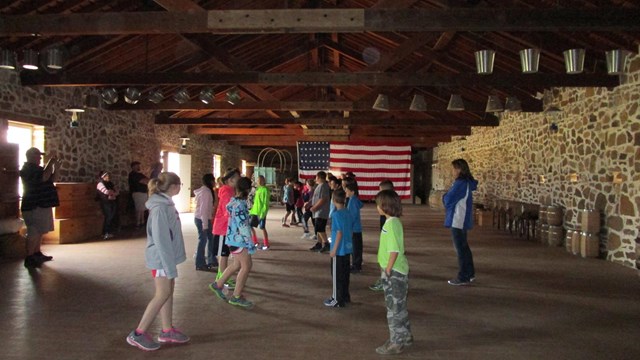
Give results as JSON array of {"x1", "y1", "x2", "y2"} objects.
[
  {"x1": 226, "y1": 88, "x2": 242, "y2": 105},
  {"x1": 563, "y1": 49, "x2": 585, "y2": 74},
  {"x1": 0, "y1": 49, "x2": 16, "y2": 70},
  {"x1": 199, "y1": 88, "x2": 214, "y2": 104},
  {"x1": 65, "y1": 88, "x2": 86, "y2": 113},
  {"x1": 485, "y1": 95, "x2": 504, "y2": 112},
  {"x1": 372, "y1": 94, "x2": 389, "y2": 111},
  {"x1": 409, "y1": 94, "x2": 426, "y2": 111},
  {"x1": 148, "y1": 90, "x2": 164, "y2": 104},
  {"x1": 22, "y1": 49, "x2": 39, "y2": 70},
  {"x1": 101, "y1": 88, "x2": 119, "y2": 105},
  {"x1": 174, "y1": 88, "x2": 190, "y2": 104},
  {"x1": 504, "y1": 96, "x2": 522, "y2": 112},
  {"x1": 474, "y1": 50, "x2": 495, "y2": 75},
  {"x1": 124, "y1": 87, "x2": 141, "y2": 104},
  {"x1": 605, "y1": 49, "x2": 630, "y2": 75},
  {"x1": 447, "y1": 94, "x2": 465, "y2": 111},
  {"x1": 46, "y1": 48, "x2": 63, "y2": 70},
  {"x1": 519, "y1": 48, "x2": 540, "y2": 74}
]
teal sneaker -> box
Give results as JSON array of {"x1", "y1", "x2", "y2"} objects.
[
  {"x1": 225, "y1": 279, "x2": 236, "y2": 290},
  {"x1": 208, "y1": 282, "x2": 227, "y2": 301},
  {"x1": 369, "y1": 279, "x2": 384, "y2": 291},
  {"x1": 228, "y1": 295, "x2": 254, "y2": 308}
]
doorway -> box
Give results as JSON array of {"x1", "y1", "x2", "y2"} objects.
[{"x1": 166, "y1": 152, "x2": 192, "y2": 213}]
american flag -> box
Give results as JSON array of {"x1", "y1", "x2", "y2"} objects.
[{"x1": 297, "y1": 141, "x2": 412, "y2": 200}]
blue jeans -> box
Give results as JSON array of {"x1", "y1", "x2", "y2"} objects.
[
  {"x1": 195, "y1": 218, "x2": 215, "y2": 268},
  {"x1": 451, "y1": 228, "x2": 475, "y2": 281}
]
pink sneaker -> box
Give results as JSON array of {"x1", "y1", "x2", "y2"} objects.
[{"x1": 158, "y1": 327, "x2": 190, "y2": 344}]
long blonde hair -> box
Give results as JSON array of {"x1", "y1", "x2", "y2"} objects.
[{"x1": 148, "y1": 172, "x2": 181, "y2": 196}]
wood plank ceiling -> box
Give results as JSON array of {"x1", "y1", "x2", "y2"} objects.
[{"x1": 1, "y1": 0, "x2": 639, "y2": 148}]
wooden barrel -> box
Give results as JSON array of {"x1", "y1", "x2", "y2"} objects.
[
  {"x1": 565, "y1": 230, "x2": 575, "y2": 252},
  {"x1": 579, "y1": 209, "x2": 600, "y2": 233},
  {"x1": 548, "y1": 225, "x2": 564, "y2": 247},
  {"x1": 580, "y1": 232, "x2": 599, "y2": 258},
  {"x1": 571, "y1": 231, "x2": 581, "y2": 255},
  {"x1": 547, "y1": 206, "x2": 563, "y2": 226},
  {"x1": 540, "y1": 224, "x2": 550, "y2": 244},
  {"x1": 539, "y1": 205, "x2": 548, "y2": 224}
]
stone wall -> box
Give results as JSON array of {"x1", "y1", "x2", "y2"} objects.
[
  {"x1": 0, "y1": 71, "x2": 255, "y2": 195},
  {"x1": 433, "y1": 53, "x2": 640, "y2": 270}
]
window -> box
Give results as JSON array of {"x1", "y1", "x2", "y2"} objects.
[
  {"x1": 7, "y1": 121, "x2": 45, "y2": 196},
  {"x1": 213, "y1": 154, "x2": 222, "y2": 179},
  {"x1": 241, "y1": 160, "x2": 247, "y2": 177}
]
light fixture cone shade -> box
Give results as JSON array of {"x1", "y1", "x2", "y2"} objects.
[
  {"x1": 101, "y1": 88, "x2": 119, "y2": 105},
  {"x1": 174, "y1": 88, "x2": 190, "y2": 104},
  {"x1": 0, "y1": 49, "x2": 16, "y2": 70},
  {"x1": 519, "y1": 48, "x2": 540, "y2": 73},
  {"x1": 606, "y1": 49, "x2": 630, "y2": 75},
  {"x1": 563, "y1": 49, "x2": 585, "y2": 74},
  {"x1": 504, "y1": 96, "x2": 522, "y2": 112},
  {"x1": 447, "y1": 94, "x2": 465, "y2": 111},
  {"x1": 409, "y1": 94, "x2": 427, "y2": 111},
  {"x1": 226, "y1": 88, "x2": 241, "y2": 105},
  {"x1": 199, "y1": 88, "x2": 214, "y2": 104},
  {"x1": 22, "y1": 49, "x2": 38, "y2": 70},
  {"x1": 46, "y1": 48, "x2": 63, "y2": 69},
  {"x1": 125, "y1": 87, "x2": 141, "y2": 104},
  {"x1": 485, "y1": 95, "x2": 504, "y2": 112},
  {"x1": 475, "y1": 50, "x2": 495, "y2": 75},
  {"x1": 372, "y1": 94, "x2": 389, "y2": 111},
  {"x1": 148, "y1": 90, "x2": 164, "y2": 104}
]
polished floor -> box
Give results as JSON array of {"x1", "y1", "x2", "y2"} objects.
[{"x1": 1, "y1": 205, "x2": 639, "y2": 360}]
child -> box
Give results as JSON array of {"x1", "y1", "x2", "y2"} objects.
[
  {"x1": 323, "y1": 188, "x2": 353, "y2": 308},
  {"x1": 345, "y1": 182, "x2": 363, "y2": 273},
  {"x1": 213, "y1": 168, "x2": 241, "y2": 289},
  {"x1": 209, "y1": 177, "x2": 257, "y2": 308},
  {"x1": 281, "y1": 178, "x2": 295, "y2": 227},
  {"x1": 301, "y1": 178, "x2": 315, "y2": 239},
  {"x1": 309, "y1": 171, "x2": 331, "y2": 253},
  {"x1": 127, "y1": 172, "x2": 189, "y2": 351},
  {"x1": 370, "y1": 179, "x2": 395, "y2": 291},
  {"x1": 375, "y1": 190, "x2": 413, "y2": 355},
  {"x1": 194, "y1": 173, "x2": 217, "y2": 272},
  {"x1": 250, "y1": 175, "x2": 270, "y2": 250},
  {"x1": 294, "y1": 181, "x2": 305, "y2": 226}
]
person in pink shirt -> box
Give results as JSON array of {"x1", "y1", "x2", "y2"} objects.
[{"x1": 212, "y1": 168, "x2": 241, "y2": 288}]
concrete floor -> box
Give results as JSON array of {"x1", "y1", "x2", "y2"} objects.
[{"x1": 1, "y1": 205, "x2": 639, "y2": 360}]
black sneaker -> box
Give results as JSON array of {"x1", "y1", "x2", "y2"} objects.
[
  {"x1": 34, "y1": 251, "x2": 53, "y2": 262},
  {"x1": 24, "y1": 255, "x2": 42, "y2": 268},
  {"x1": 447, "y1": 278, "x2": 471, "y2": 286},
  {"x1": 350, "y1": 266, "x2": 361, "y2": 274},
  {"x1": 320, "y1": 244, "x2": 330, "y2": 253},
  {"x1": 309, "y1": 242, "x2": 322, "y2": 251},
  {"x1": 196, "y1": 265, "x2": 216, "y2": 272}
]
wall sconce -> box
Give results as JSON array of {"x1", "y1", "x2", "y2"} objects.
[
  {"x1": 538, "y1": 175, "x2": 546, "y2": 184},
  {"x1": 612, "y1": 171, "x2": 624, "y2": 184},
  {"x1": 568, "y1": 173, "x2": 579, "y2": 182},
  {"x1": 67, "y1": 110, "x2": 81, "y2": 128},
  {"x1": 179, "y1": 136, "x2": 190, "y2": 150},
  {"x1": 549, "y1": 123, "x2": 559, "y2": 133}
]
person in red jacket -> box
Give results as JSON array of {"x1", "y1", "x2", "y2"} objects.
[{"x1": 212, "y1": 168, "x2": 241, "y2": 289}]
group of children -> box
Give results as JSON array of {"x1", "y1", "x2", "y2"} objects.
[{"x1": 127, "y1": 168, "x2": 413, "y2": 356}]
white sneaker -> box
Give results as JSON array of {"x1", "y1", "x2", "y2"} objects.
[
  {"x1": 301, "y1": 233, "x2": 309, "y2": 239},
  {"x1": 328, "y1": 237, "x2": 332, "y2": 243},
  {"x1": 261, "y1": 246, "x2": 270, "y2": 251}
]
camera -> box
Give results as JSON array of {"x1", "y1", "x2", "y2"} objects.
[{"x1": 70, "y1": 119, "x2": 79, "y2": 128}]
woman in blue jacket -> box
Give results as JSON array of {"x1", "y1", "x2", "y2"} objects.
[{"x1": 443, "y1": 159, "x2": 477, "y2": 286}]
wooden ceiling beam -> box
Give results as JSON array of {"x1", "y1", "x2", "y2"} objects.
[
  {"x1": 218, "y1": 134, "x2": 450, "y2": 143},
  {"x1": 111, "y1": 99, "x2": 541, "y2": 112},
  {"x1": 21, "y1": 72, "x2": 618, "y2": 89},
  {"x1": 155, "y1": 114, "x2": 500, "y2": 127},
  {"x1": 189, "y1": 127, "x2": 302, "y2": 135},
  {"x1": 3, "y1": 8, "x2": 640, "y2": 36}
]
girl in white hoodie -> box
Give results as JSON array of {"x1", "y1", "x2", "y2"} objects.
[
  {"x1": 194, "y1": 173, "x2": 217, "y2": 271},
  {"x1": 127, "y1": 172, "x2": 189, "y2": 351}
]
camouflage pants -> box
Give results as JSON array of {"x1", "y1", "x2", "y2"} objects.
[{"x1": 381, "y1": 269, "x2": 412, "y2": 344}]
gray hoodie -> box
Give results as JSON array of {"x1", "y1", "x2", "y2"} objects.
[{"x1": 145, "y1": 193, "x2": 187, "y2": 279}]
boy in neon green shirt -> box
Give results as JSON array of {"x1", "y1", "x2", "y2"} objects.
[
  {"x1": 250, "y1": 175, "x2": 270, "y2": 250},
  {"x1": 375, "y1": 190, "x2": 413, "y2": 355}
]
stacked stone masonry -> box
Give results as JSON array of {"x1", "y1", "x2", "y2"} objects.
[
  {"x1": 433, "y1": 51, "x2": 640, "y2": 270},
  {"x1": 0, "y1": 71, "x2": 255, "y2": 195}
]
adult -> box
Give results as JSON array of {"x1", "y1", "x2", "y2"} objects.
[
  {"x1": 443, "y1": 159, "x2": 478, "y2": 286},
  {"x1": 96, "y1": 171, "x2": 119, "y2": 240},
  {"x1": 19, "y1": 147, "x2": 60, "y2": 268},
  {"x1": 309, "y1": 171, "x2": 331, "y2": 253},
  {"x1": 149, "y1": 162, "x2": 163, "y2": 180},
  {"x1": 128, "y1": 161, "x2": 149, "y2": 227},
  {"x1": 194, "y1": 173, "x2": 217, "y2": 272},
  {"x1": 212, "y1": 168, "x2": 241, "y2": 284}
]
